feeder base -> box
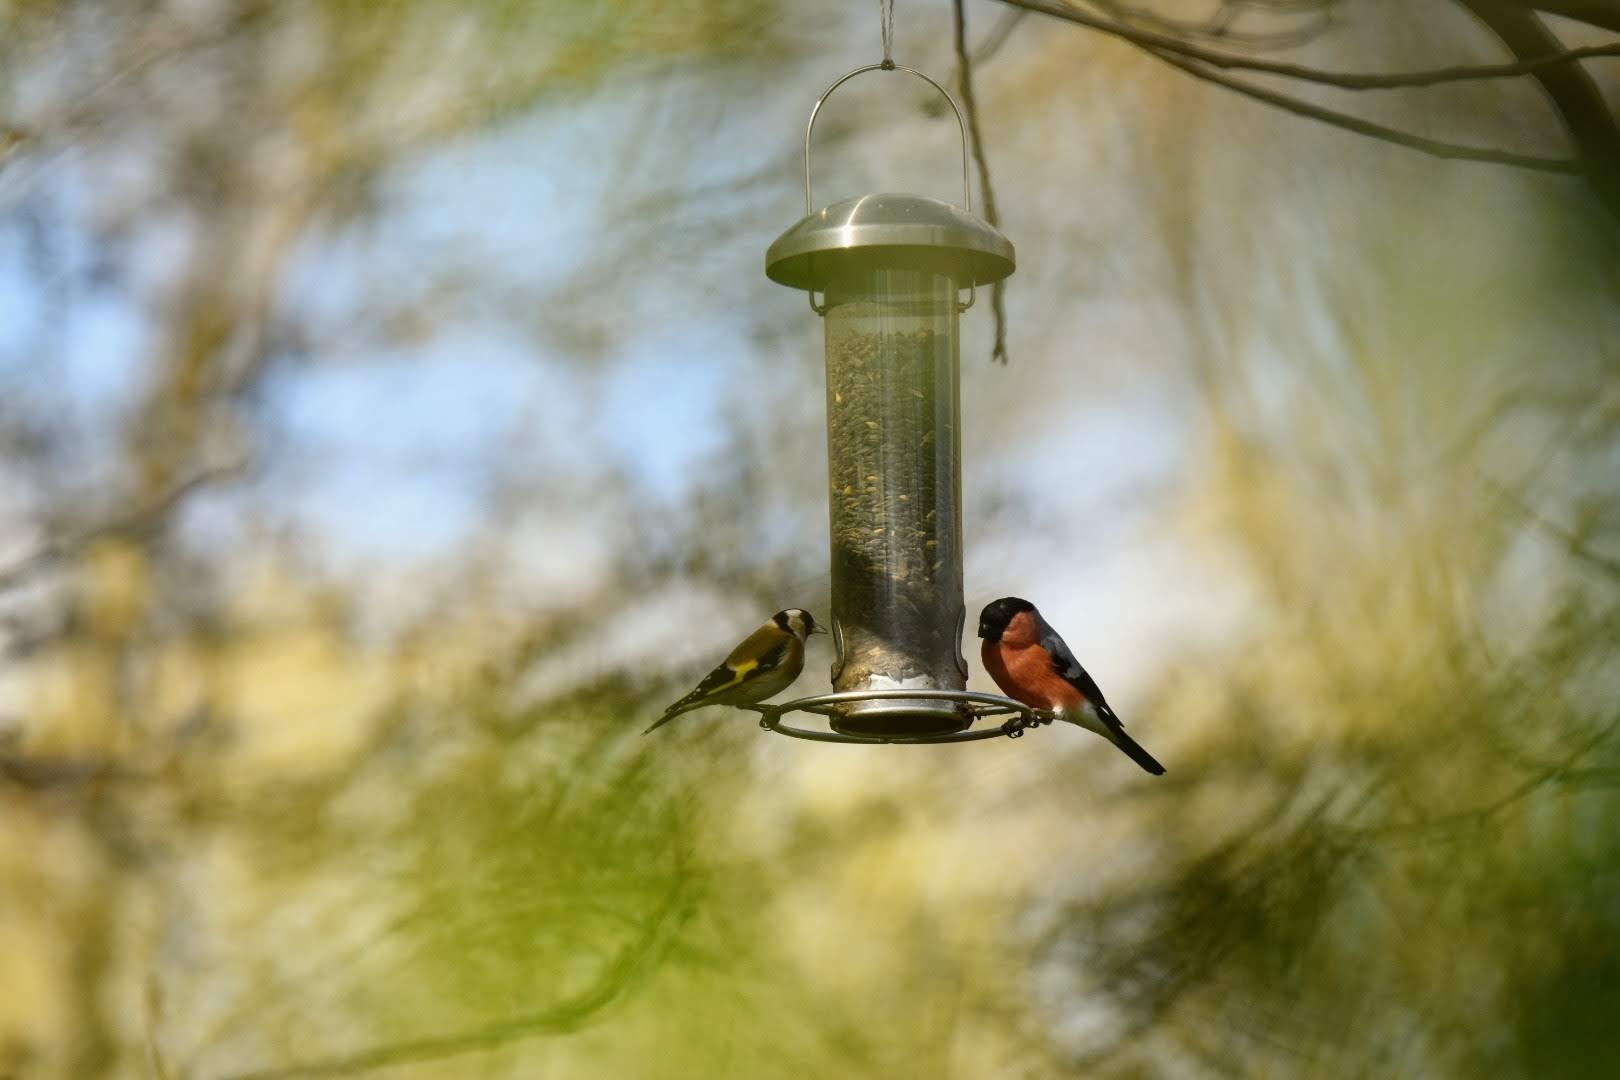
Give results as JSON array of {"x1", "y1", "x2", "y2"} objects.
[
  {"x1": 748, "y1": 689, "x2": 1053, "y2": 745},
  {"x1": 829, "y1": 698, "x2": 970, "y2": 737}
]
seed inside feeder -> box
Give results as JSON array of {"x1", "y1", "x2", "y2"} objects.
[
  {"x1": 822, "y1": 270, "x2": 968, "y2": 735},
  {"x1": 764, "y1": 89, "x2": 1015, "y2": 738}
]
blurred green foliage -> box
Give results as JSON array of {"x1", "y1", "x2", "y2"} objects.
[{"x1": 2, "y1": 1, "x2": 1618, "y2": 1078}]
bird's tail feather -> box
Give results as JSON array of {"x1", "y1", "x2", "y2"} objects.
[
  {"x1": 643, "y1": 699, "x2": 696, "y2": 735},
  {"x1": 1101, "y1": 717, "x2": 1165, "y2": 775}
]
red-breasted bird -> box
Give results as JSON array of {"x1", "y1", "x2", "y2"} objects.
[
  {"x1": 644, "y1": 608, "x2": 828, "y2": 734},
  {"x1": 977, "y1": 597, "x2": 1165, "y2": 774}
]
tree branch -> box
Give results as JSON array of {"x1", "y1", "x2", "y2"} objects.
[
  {"x1": 1556, "y1": 765, "x2": 1620, "y2": 786},
  {"x1": 955, "y1": 0, "x2": 1012, "y2": 365},
  {"x1": 1460, "y1": 0, "x2": 1620, "y2": 218},
  {"x1": 1145, "y1": 43, "x2": 1586, "y2": 173},
  {"x1": 1533, "y1": 0, "x2": 1620, "y2": 33},
  {"x1": 1095, "y1": 0, "x2": 1336, "y2": 51},
  {"x1": 0, "y1": 751, "x2": 151, "y2": 790},
  {"x1": 993, "y1": 0, "x2": 1620, "y2": 88},
  {"x1": 1227, "y1": 0, "x2": 1339, "y2": 12},
  {"x1": 1487, "y1": 478, "x2": 1620, "y2": 581},
  {"x1": 971, "y1": 6, "x2": 1030, "y2": 65},
  {"x1": 1359, "y1": 708, "x2": 1620, "y2": 839}
]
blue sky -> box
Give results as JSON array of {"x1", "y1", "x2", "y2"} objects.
[
  {"x1": 15, "y1": 0, "x2": 1590, "y2": 714},
  {"x1": 0, "y1": 3, "x2": 1255, "y2": 716}
]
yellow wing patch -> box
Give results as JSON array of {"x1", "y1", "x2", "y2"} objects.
[{"x1": 691, "y1": 657, "x2": 756, "y2": 699}]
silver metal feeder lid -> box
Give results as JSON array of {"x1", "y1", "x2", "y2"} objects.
[{"x1": 765, "y1": 193, "x2": 1015, "y2": 290}]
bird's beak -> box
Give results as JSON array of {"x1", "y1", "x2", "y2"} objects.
[
  {"x1": 811, "y1": 624, "x2": 830, "y2": 636},
  {"x1": 976, "y1": 622, "x2": 989, "y2": 638}
]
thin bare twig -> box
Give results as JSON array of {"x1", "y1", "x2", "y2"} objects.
[
  {"x1": 0, "y1": 1, "x2": 276, "y2": 159},
  {"x1": 1232, "y1": 0, "x2": 1337, "y2": 10},
  {"x1": 0, "y1": 751, "x2": 151, "y2": 790},
  {"x1": 1533, "y1": 0, "x2": 1620, "y2": 34},
  {"x1": 994, "y1": 0, "x2": 1620, "y2": 89},
  {"x1": 954, "y1": 0, "x2": 1012, "y2": 365},
  {"x1": 1359, "y1": 709, "x2": 1620, "y2": 838},
  {"x1": 1487, "y1": 479, "x2": 1620, "y2": 580},
  {"x1": 1556, "y1": 765, "x2": 1620, "y2": 786},
  {"x1": 1095, "y1": 0, "x2": 1335, "y2": 51},
  {"x1": 972, "y1": 7, "x2": 1030, "y2": 65},
  {"x1": 1147, "y1": 44, "x2": 1586, "y2": 174},
  {"x1": 1458, "y1": 0, "x2": 1620, "y2": 220}
]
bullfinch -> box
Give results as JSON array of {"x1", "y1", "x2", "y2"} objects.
[
  {"x1": 644, "y1": 608, "x2": 827, "y2": 734},
  {"x1": 977, "y1": 596, "x2": 1165, "y2": 774}
]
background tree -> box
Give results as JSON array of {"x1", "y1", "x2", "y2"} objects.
[
  {"x1": 992, "y1": 0, "x2": 1620, "y2": 218},
  {"x1": 2, "y1": 1, "x2": 1617, "y2": 1077}
]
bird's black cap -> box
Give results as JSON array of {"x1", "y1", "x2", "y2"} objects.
[
  {"x1": 773, "y1": 608, "x2": 824, "y2": 636},
  {"x1": 977, "y1": 597, "x2": 1035, "y2": 640}
]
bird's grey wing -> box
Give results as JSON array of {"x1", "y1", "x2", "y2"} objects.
[{"x1": 1037, "y1": 615, "x2": 1119, "y2": 719}]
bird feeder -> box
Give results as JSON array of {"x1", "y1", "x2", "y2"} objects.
[{"x1": 766, "y1": 63, "x2": 1016, "y2": 739}]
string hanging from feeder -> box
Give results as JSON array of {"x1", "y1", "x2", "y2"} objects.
[{"x1": 878, "y1": 0, "x2": 896, "y2": 68}]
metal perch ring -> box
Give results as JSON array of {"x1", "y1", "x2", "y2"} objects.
[{"x1": 747, "y1": 689, "x2": 1056, "y2": 744}]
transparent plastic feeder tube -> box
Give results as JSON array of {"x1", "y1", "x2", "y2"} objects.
[{"x1": 822, "y1": 266, "x2": 968, "y2": 736}]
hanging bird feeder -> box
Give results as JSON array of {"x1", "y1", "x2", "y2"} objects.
[{"x1": 761, "y1": 61, "x2": 1045, "y2": 744}]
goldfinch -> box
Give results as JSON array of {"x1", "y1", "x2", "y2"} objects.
[
  {"x1": 978, "y1": 597, "x2": 1165, "y2": 774},
  {"x1": 644, "y1": 608, "x2": 828, "y2": 734}
]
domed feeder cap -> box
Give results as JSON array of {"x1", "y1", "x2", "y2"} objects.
[{"x1": 766, "y1": 193, "x2": 1015, "y2": 291}]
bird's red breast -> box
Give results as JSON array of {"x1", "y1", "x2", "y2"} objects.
[{"x1": 982, "y1": 612, "x2": 1086, "y2": 712}]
